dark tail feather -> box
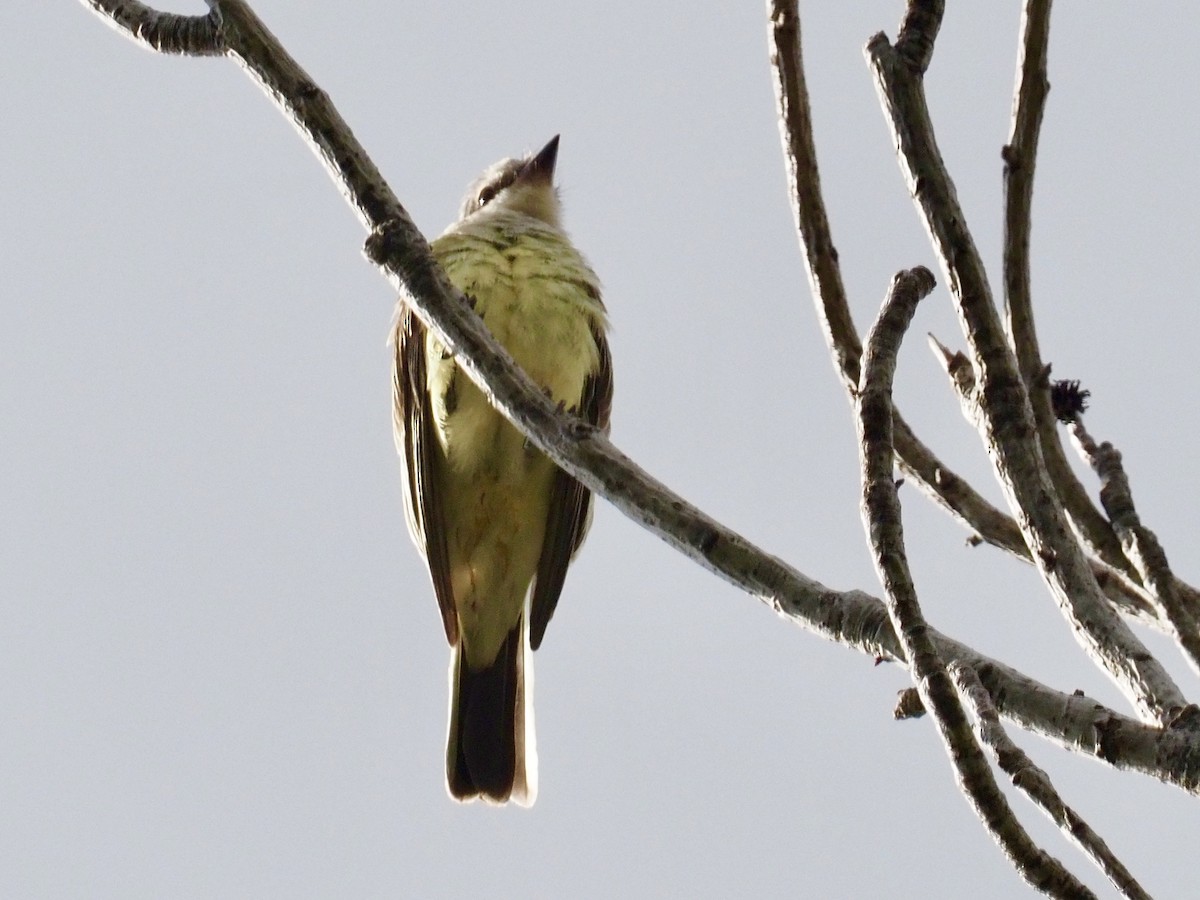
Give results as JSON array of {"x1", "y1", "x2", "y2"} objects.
[{"x1": 446, "y1": 619, "x2": 535, "y2": 806}]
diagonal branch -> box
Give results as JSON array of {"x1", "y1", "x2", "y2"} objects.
[
  {"x1": 859, "y1": 266, "x2": 1094, "y2": 899},
  {"x1": 866, "y1": 3, "x2": 1187, "y2": 724}
]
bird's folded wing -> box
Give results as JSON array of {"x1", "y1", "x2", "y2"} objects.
[
  {"x1": 394, "y1": 305, "x2": 458, "y2": 645},
  {"x1": 530, "y1": 322, "x2": 613, "y2": 650}
]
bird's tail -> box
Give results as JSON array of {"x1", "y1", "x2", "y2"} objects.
[{"x1": 446, "y1": 617, "x2": 536, "y2": 806}]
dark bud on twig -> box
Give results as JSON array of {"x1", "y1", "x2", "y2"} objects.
[{"x1": 1050, "y1": 378, "x2": 1090, "y2": 422}]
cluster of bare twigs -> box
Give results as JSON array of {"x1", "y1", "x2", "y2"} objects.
[
  {"x1": 774, "y1": 0, "x2": 1197, "y2": 895},
  {"x1": 83, "y1": 0, "x2": 1199, "y2": 895}
]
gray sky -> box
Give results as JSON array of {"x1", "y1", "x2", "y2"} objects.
[{"x1": 4, "y1": 3, "x2": 1199, "y2": 897}]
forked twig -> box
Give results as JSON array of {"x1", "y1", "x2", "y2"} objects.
[
  {"x1": 866, "y1": 2, "x2": 1185, "y2": 723},
  {"x1": 859, "y1": 266, "x2": 1095, "y2": 899},
  {"x1": 952, "y1": 663, "x2": 1152, "y2": 900}
]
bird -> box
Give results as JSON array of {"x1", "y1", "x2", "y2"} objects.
[{"x1": 392, "y1": 136, "x2": 612, "y2": 806}]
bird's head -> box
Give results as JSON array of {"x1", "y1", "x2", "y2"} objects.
[{"x1": 457, "y1": 135, "x2": 563, "y2": 228}]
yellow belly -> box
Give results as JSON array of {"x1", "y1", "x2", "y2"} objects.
[{"x1": 427, "y1": 219, "x2": 603, "y2": 668}]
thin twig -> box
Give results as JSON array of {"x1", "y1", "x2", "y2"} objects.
[
  {"x1": 927, "y1": 334, "x2": 1164, "y2": 630},
  {"x1": 767, "y1": 0, "x2": 856, "y2": 386},
  {"x1": 1001, "y1": 0, "x2": 1138, "y2": 583},
  {"x1": 859, "y1": 265, "x2": 1094, "y2": 899},
  {"x1": 1069, "y1": 421, "x2": 1200, "y2": 674},
  {"x1": 866, "y1": 6, "x2": 1186, "y2": 724},
  {"x1": 952, "y1": 663, "x2": 1153, "y2": 900}
]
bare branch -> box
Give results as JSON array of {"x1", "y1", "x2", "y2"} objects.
[
  {"x1": 81, "y1": 0, "x2": 222, "y2": 55},
  {"x1": 866, "y1": 14, "x2": 1187, "y2": 723},
  {"x1": 767, "y1": 0, "x2": 1038, "y2": 574},
  {"x1": 898, "y1": 641, "x2": 1200, "y2": 799},
  {"x1": 1002, "y1": 0, "x2": 1051, "y2": 402},
  {"x1": 999, "y1": 0, "x2": 1138, "y2": 586},
  {"x1": 952, "y1": 664, "x2": 1152, "y2": 900},
  {"x1": 891, "y1": 412, "x2": 1031, "y2": 563},
  {"x1": 1070, "y1": 421, "x2": 1200, "y2": 674},
  {"x1": 928, "y1": 335, "x2": 1164, "y2": 630},
  {"x1": 859, "y1": 265, "x2": 1094, "y2": 899},
  {"x1": 767, "y1": 0, "x2": 856, "y2": 390}
]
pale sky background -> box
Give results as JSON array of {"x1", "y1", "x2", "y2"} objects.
[{"x1": 4, "y1": 3, "x2": 1199, "y2": 898}]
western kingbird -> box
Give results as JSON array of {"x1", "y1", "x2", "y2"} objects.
[{"x1": 393, "y1": 136, "x2": 612, "y2": 806}]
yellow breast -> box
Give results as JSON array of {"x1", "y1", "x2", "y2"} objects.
[{"x1": 428, "y1": 215, "x2": 605, "y2": 472}]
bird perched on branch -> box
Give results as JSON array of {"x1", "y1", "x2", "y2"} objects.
[{"x1": 393, "y1": 136, "x2": 612, "y2": 806}]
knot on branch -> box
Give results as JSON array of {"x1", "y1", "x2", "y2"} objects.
[
  {"x1": 364, "y1": 218, "x2": 416, "y2": 268},
  {"x1": 894, "y1": 687, "x2": 926, "y2": 719},
  {"x1": 364, "y1": 217, "x2": 441, "y2": 289}
]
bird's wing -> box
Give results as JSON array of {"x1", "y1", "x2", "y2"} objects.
[
  {"x1": 393, "y1": 305, "x2": 458, "y2": 646},
  {"x1": 529, "y1": 320, "x2": 613, "y2": 650}
]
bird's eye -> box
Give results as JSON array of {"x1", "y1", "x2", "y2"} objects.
[{"x1": 477, "y1": 185, "x2": 497, "y2": 207}]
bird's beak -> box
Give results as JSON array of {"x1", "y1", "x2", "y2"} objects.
[{"x1": 517, "y1": 135, "x2": 560, "y2": 186}]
